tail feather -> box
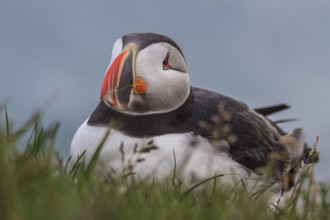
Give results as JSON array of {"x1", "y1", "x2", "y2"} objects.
[
  {"x1": 254, "y1": 103, "x2": 290, "y2": 116},
  {"x1": 273, "y1": 118, "x2": 298, "y2": 124},
  {"x1": 255, "y1": 104, "x2": 319, "y2": 192}
]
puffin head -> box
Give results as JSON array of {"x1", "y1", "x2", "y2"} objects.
[{"x1": 100, "y1": 33, "x2": 190, "y2": 115}]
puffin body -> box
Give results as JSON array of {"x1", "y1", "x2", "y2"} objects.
[{"x1": 71, "y1": 33, "x2": 308, "y2": 195}]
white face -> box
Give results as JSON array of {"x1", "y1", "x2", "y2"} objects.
[
  {"x1": 101, "y1": 37, "x2": 190, "y2": 115},
  {"x1": 131, "y1": 43, "x2": 190, "y2": 114}
]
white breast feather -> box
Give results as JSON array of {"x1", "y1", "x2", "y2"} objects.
[{"x1": 71, "y1": 119, "x2": 254, "y2": 186}]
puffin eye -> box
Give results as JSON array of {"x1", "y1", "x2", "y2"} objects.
[{"x1": 162, "y1": 52, "x2": 171, "y2": 70}]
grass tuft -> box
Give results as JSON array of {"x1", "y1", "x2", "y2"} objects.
[{"x1": 0, "y1": 108, "x2": 328, "y2": 220}]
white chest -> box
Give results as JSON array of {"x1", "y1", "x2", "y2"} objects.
[{"x1": 70, "y1": 120, "x2": 249, "y2": 184}]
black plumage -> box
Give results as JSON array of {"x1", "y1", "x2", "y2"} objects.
[{"x1": 88, "y1": 87, "x2": 288, "y2": 173}]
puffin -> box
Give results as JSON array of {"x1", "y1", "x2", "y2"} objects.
[{"x1": 71, "y1": 32, "x2": 312, "y2": 197}]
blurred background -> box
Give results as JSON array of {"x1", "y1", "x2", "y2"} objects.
[{"x1": 1, "y1": 0, "x2": 329, "y2": 180}]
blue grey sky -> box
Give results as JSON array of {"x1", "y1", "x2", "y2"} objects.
[{"x1": 1, "y1": 0, "x2": 329, "y2": 180}]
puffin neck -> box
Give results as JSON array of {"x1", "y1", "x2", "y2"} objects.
[
  {"x1": 87, "y1": 88, "x2": 195, "y2": 133},
  {"x1": 169, "y1": 89, "x2": 194, "y2": 125}
]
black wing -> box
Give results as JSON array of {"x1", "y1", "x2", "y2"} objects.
[{"x1": 191, "y1": 88, "x2": 286, "y2": 171}]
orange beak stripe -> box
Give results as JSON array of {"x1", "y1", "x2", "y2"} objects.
[{"x1": 100, "y1": 50, "x2": 128, "y2": 105}]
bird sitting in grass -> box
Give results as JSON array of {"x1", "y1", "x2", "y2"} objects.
[{"x1": 71, "y1": 32, "x2": 318, "y2": 201}]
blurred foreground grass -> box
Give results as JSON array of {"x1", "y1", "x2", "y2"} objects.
[{"x1": 0, "y1": 106, "x2": 329, "y2": 220}]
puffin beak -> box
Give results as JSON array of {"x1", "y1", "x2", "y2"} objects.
[{"x1": 100, "y1": 46, "x2": 144, "y2": 109}]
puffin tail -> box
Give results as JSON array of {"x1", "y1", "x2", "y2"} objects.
[{"x1": 254, "y1": 103, "x2": 290, "y2": 116}]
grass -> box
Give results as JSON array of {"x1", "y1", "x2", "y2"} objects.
[{"x1": 0, "y1": 106, "x2": 329, "y2": 220}]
